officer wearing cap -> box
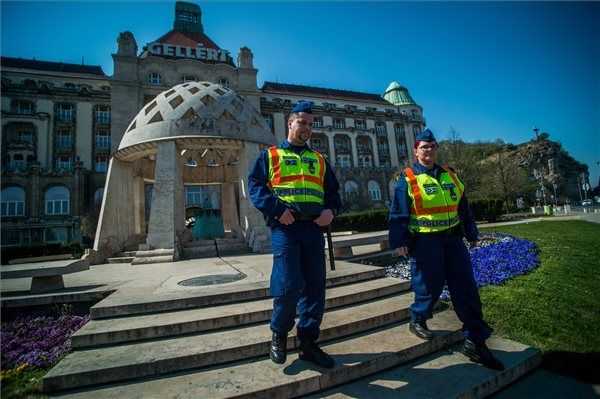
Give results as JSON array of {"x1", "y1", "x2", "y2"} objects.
[
  {"x1": 248, "y1": 100, "x2": 341, "y2": 368},
  {"x1": 388, "y1": 128, "x2": 504, "y2": 371}
]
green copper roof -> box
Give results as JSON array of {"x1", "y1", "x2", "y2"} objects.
[{"x1": 383, "y1": 81, "x2": 416, "y2": 106}]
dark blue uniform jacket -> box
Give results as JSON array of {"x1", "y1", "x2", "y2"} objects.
[
  {"x1": 389, "y1": 162, "x2": 479, "y2": 249},
  {"x1": 248, "y1": 140, "x2": 341, "y2": 227}
]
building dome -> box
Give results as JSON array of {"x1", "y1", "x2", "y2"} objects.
[
  {"x1": 115, "y1": 81, "x2": 273, "y2": 160},
  {"x1": 383, "y1": 81, "x2": 416, "y2": 106}
]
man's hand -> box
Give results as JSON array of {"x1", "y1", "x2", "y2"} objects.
[
  {"x1": 313, "y1": 209, "x2": 334, "y2": 227},
  {"x1": 277, "y1": 209, "x2": 295, "y2": 225},
  {"x1": 395, "y1": 246, "x2": 409, "y2": 257}
]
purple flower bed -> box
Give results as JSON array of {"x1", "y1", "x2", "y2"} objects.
[
  {"x1": 385, "y1": 233, "x2": 540, "y2": 299},
  {"x1": 470, "y1": 233, "x2": 539, "y2": 287},
  {"x1": 1, "y1": 314, "x2": 89, "y2": 369}
]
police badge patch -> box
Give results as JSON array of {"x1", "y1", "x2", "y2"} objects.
[{"x1": 423, "y1": 184, "x2": 438, "y2": 194}]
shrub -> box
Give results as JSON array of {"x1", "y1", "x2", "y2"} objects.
[{"x1": 333, "y1": 209, "x2": 389, "y2": 232}]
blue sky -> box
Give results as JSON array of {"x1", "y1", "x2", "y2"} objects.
[{"x1": 2, "y1": 1, "x2": 599, "y2": 185}]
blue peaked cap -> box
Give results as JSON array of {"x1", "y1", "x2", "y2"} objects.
[
  {"x1": 291, "y1": 100, "x2": 313, "y2": 114},
  {"x1": 415, "y1": 129, "x2": 437, "y2": 142}
]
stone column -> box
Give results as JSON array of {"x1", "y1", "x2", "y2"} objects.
[
  {"x1": 370, "y1": 134, "x2": 380, "y2": 167},
  {"x1": 132, "y1": 175, "x2": 145, "y2": 235},
  {"x1": 350, "y1": 134, "x2": 359, "y2": 167},
  {"x1": 326, "y1": 132, "x2": 336, "y2": 165},
  {"x1": 385, "y1": 121, "x2": 400, "y2": 167},
  {"x1": 146, "y1": 141, "x2": 185, "y2": 250},
  {"x1": 222, "y1": 182, "x2": 241, "y2": 236},
  {"x1": 273, "y1": 112, "x2": 287, "y2": 143}
]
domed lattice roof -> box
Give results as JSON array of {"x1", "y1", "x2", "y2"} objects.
[
  {"x1": 116, "y1": 81, "x2": 274, "y2": 160},
  {"x1": 383, "y1": 81, "x2": 416, "y2": 106}
]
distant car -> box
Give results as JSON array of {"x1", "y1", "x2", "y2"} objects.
[{"x1": 581, "y1": 199, "x2": 593, "y2": 206}]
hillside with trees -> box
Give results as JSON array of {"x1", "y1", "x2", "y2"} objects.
[{"x1": 436, "y1": 130, "x2": 589, "y2": 211}]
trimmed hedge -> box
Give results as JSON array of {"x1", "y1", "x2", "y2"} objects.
[
  {"x1": 469, "y1": 199, "x2": 505, "y2": 222},
  {"x1": 333, "y1": 209, "x2": 389, "y2": 232},
  {"x1": 333, "y1": 199, "x2": 505, "y2": 232}
]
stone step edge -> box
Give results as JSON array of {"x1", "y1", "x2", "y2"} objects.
[
  {"x1": 42, "y1": 311, "x2": 464, "y2": 396},
  {"x1": 45, "y1": 295, "x2": 415, "y2": 392},
  {"x1": 89, "y1": 267, "x2": 388, "y2": 320},
  {"x1": 309, "y1": 337, "x2": 543, "y2": 399},
  {"x1": 131, "y1": 255, "x2": 175, "y2": 265},
  {"x1": 73, "y1": 281, "x2": 412, "y2": 349}
]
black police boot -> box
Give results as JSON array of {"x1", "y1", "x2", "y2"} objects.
[
  {"x1": 462, "y1": 338, "x2": 505, "y2": 371},
  {"x1": 409, "y1": 320, "x2": 433, "y2": 340},
  {"x1": 270, "y1": 332, "x2": 287, "y2": 364},
  {"x1": 299, "y1": 340, "x2": 335, "y2": 369}
]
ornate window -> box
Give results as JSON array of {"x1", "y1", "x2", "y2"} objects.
[
  {"x1": 336, "y1": 154, "x2": 352, "y2": 168},
  {"x1": 56, "y1": 127, "x2": 73, "y2": 149},
  {"x1": 357, "y1": 136, "x2": 373, "y2": 167},
  {"x1": 344, "y1": 180, "x2": 359, "y2": 201},
  {"x1": 333, "y1": 118, "x2": 345, "y2": 129},
  {"x1": 368, "y1": 180, "x2": 382, "y2": 201},
  {"x1": 13, "y1": 99, "x2": 35, "y2": 114},
  {"x1": 310, "y1": 133, "x2": 329, "y2": 158},
  {"x1": 1, "y1": 186, "x2": 26, "y2": 217},
  {"x1": 312, "y1": 117, "x2": 323, "y2": 128},
  {"x1": 95, "y1": 105, "x2": 111, "y2": 124},
  {"x1": 148, "y1": 72, "x2": 162, "y2": 85},
  {"x1": 95, "y1": 155, "x2": 108, "y2": 173},
  {"x1": 44, "y1": 186, "x2": 70, "y2": 215},
  {"x1": 355, "y1": 119, "x2": 366, "y2": 130},
  {"x1": 95, "y1": 128, "x2": 111, "y2": 150},
  {"x1": 55, "y1": 103, "x2": 74, "y2": 122},
  {"x1": 55, "y1": 155, "x2": 72, "y2": 171},
  {"x1": 395, "y1": 123, "x2": 407, "y2": 161}
]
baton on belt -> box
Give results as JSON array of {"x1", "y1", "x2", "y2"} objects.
[{"x1": 326, "y1": 224, "x2": 336, "y2": 271}]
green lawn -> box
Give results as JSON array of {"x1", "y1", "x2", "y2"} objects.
[{"x1": 479, "y1": 220, "x2": 600, "y2": 381}]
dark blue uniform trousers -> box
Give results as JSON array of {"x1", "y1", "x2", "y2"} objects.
[
  {"x1": 270, "y1": 222, "x2": 326, "y2": 342},
  {"x1": 410, "y1": 233, "x2": 492, "y2": 344}
]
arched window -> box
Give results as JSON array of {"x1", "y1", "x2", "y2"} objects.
[
  {"x1": 357, "y1": 135, "x2": 373, "y2": 167},
  {"x1": 1, "y1": 186, "x2": 25, "y2": 217},
  {"x1": 45, "y1": 186, "x2": 70, "y2": 215},
  {"x1": 394, "y1": 123, "x2": 407, "y2": 161},
  {"x1": 368, "y1": 180, "x2": 382, "y2": 201},
  {"x1": 148, "y1": 72, "x2": 162, "y2": 85},
  {"x1": 344, "y1": 180, "x2": 359, "y2": 201}
]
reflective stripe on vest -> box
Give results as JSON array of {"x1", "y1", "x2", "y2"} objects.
[
  {"x1": 404, "y1": 165, "x2": 464, "y2": 233},
  {"x1": 268, "y1": 146, "x2": 325, "y2": 205}
]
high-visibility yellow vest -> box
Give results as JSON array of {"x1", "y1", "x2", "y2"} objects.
[
  {"x1": 267, "y1": 146, "x2": 325, "y2": 210},
  {"x1": 404, "y1": 165, "x2": 464, "y2": 233}
]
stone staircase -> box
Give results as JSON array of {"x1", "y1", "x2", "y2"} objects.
[{"x1": 43, "y1": 263, "x2": 540, "y2": 398}]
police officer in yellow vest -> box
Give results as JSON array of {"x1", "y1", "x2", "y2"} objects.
[
  {"x1": 389, "y1": 129, "x2": 504, "y2": 370},
  {"x1": 248, "y1": 100, "x2": 341, "y2": 368}
]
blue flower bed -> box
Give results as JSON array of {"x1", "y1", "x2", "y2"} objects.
[
  {"x1": 1, "y1": 314, "x2": 89, "y2": 369},
  {"x1": 385, "y1": 233, "x2": 540, "y2": 299}
]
